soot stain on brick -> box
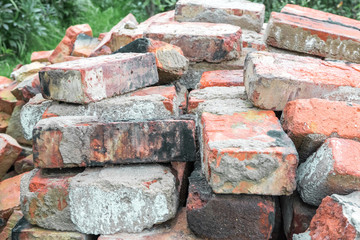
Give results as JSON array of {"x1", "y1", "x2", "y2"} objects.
[
  {"x1": 267, "y1": 130, "x2": 290, "y2": 147},
  {"x1": 113, "y1": 38, "x2": 150, "y2": 54},
  {"x1": 38, "y1": 71, "x2": 50, "y2": 98},
  {"x1": 212, "y1": 39, "x2": 228, "y2": 61},
  {"x1": 11, "y1": 217, "x2": 29, "y2": 240}
]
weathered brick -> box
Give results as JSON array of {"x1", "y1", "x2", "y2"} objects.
[
  {"x1": 0, "y1": 173, "x2": 26, "y2": 230},
  {"x1": 281, "y1": 191, "x2": 317, "y2": 239},
  {"x1": 10, "y1": 62, "x2": 47, "y2": 83},
  {"x1": 244, "y1": 51, "x2": 360, "y2": 110},
  {"x1": 0, "y1": 82, "x2": 19, "y2": 115},
  {"x1": 0, "y1": 134, "x2": 22, "y2": 179},
  {"x1": 11, "y1": 74, "x2": 42, "y2": 102},
  {"x1": 72, "y1": 33, "x2": 101, "y2": 57},
  {"x1": 49, "y1": 24, "x2": 92, "y2": 63},
  {"x1": 242, "y1": 29, "x2": 267, "y2": 51},
  {"x1": 0, "y1": 77, "x2": 13, "y2": 88},
  {"x1": 188, "y1": 86, "x2": 252, "y2": 116},
  {"x1": 0, "y1": 209, "x2": 22, "y2": 239},
  {"x1": 98, "y1": 208, "x2": 199, "y2": 240},
  {"x1": 114, "y1": 38, "x2": 189, "y2": 84},
  {"x1": 6, "y1": 102, "x2": 32, "y2": 146},
  {"x1": 282, "y1": 98, "x2": 360, "y2": 149},
  {"x1": 30, "y1": 50, "x2": 53, "y2": 63},
  {"x1": 11, "y1": 217, "x2": 95, "y2": 240},
  {"x1": 69, "y1": 165, "x2": 178, "y2": 234},
  {"x1": 14, "y1": 154, "x2": 34, "y2": 174},
  {"x1": 175, "y1": 0, "x2": 265, "y2": 33},
  {"x1": 40, "y1": 53, "x2": 159, "y2": 104},
  {"x1": 300, "y1": 192, "x2": 360, "y2": 239},
  {"x1": 186, "y1": 167, "x2": 276, "y2": 239},
  {"x1": 21, "y1": 86, "x2": 181, "y2": 140},
  {"x1": 33, "y1": 116, "x2": 196, "y2": 168},
  {"x1": 201, "y1": 111, "x2": 298, "y2": 195},
  {"x1": 265, "y1": 6, "x2": 360, "y2": 63},
  {"x1": 91, "y1": 13, "x2": 138, "y2": 54},
  {"x1": 144, "y1": 22, "x2": 242, "y2": 63},
  {"x1": 297, "y1": 137, "x2": 360, "y2": 206},
  {"x1": 199, "y1": 70, "x2": 243, "y2": 89},
  {"x1": 0, "y1": 112, "x2": 10, "y2": 133},
  {"x1": 171, "y1": 162, "x2": 192, "y2": 207}
]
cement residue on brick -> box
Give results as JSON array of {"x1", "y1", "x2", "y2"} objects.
[{"x1": 69, "y1": 165, "x2": 178, "y2": 234}]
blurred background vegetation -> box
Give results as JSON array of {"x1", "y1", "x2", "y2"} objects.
[{"x1": 1, "y1": 0, "x2": 359, "y2": 77}]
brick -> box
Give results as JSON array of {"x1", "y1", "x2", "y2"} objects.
[
  {"x1": 188, "y1": 86, "x2": 253, "y2": 116},
  {"x1": 282, "y1": 98, "x2": 360, "y2": 149},
  {"x1": 199, "y1": 70, "x2": 243, "y2": 89},
  {"x1": 0, "y1": 77, "x2": 14, "y2": 88},
  {"x1": 33, "y1": 116, "x2": 196, "y2": 168},
  {"x1": 108, "y1": 10, "x2": 175, "y2": 52},
  {"x1": 297, "y1": 137, "x2": 360, "y2": 206},
  {"x1": 0, "y1": 134, "x2": 22, "y2": 179},
  {"x1": 304, "y1": 192, "x2": 360, "y2": 239},
  {"x1": 10, "y1": 62, "x2": 46, "y2": 83},
  {"x1": 180, "y1": 58, "x2": 244, "y2": 89},
  {"x1": 171, "y1": 162, "x2": 192, "y2": 207},
  {"x1": 14, "y1": 154, "x2": 34, "y2": 174},
  {"x1": 20, "y1": 169, "x2": 80, "y2": 231},
  {"x1": 49, "y1": 24, "x2": 92, "y2": 63},
  {"x1": 144, "y1": 22, "x2": 242, "y2": 63},
  {"x1": 186, "y1": 167, "x2": 276, "y2": 239},
  {"x1": 175, "y1": 0, "x2": 265, "y2": 33},
  {"x1": 0, "y1": 209, "x2": 22, "y2": 239},
  {"x1": 296, "y1": 134, "x2": 328, "y2": 164},
  {"x1": 70, "y1": 165, "x2": 178, "y2": 234},
  {"x1": 98, "y1": 208, "x2": 198, "y2": 240},
  {"x1": 244, "y1": 51, "x2": 360, "y2": 110},
  {"x1": 242, "y1": 29, "x2": 267, "y2": 51},
  {"x1": 0, "y1": 174, "x2": 26, "y2": 228},
  {"x1": 281, "y1": 191, "x2": 317, "y2": 239},
  {"x1": 201, "y1": 111, "x2": 298, "y2": 195},
  {"x1": 265, "y1": 8, "x2": 360, "y2": 63},
  {"x1": 21, "y1": 86, "x2": 180, "y2": 140},
  {"x1": 40, "y1": 53, "x2": 159, "y2": 104},
  {"x1": 92, "y1": 13, "x2": 138, "y2": 54},
  {"x1": 30, "y1": 50, "x2": 53, "y2": 62},
  {"x1": 11, "y1": 217, "x2": 94, "y2": 240},
  {"x1": 114, "y1": 38, "x2": 189, "y2": 84},
  {"x1": 0, "y1": 82, "x2": 19, "y2": 115},
  {"x1": 0, "y1": 112, "x2": 10, "y2": 133},
  {"x1": 6, "y1": 102, "x2": 32, "y2": 146},
  {"x1": 11, "y1": 74, "x2": 41, "y2": 102},
  {"x1": 72, "y1": 33, "x2": 100, "y2": 57}
]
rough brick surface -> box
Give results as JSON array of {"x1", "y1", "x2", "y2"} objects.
[
  {"x1": 33, "y1": 116, "x2": 196, "y2": 168},
  {"x1": 199, "y1": 70, "x2": 243, "y2": 89},
  {"x1": 305, "y1": 192, "x2": 360, "y2": 239},
  {"x1": 175, "y1": 0, "x2": 265, "y2": 33},
  {"x1": 0, "y1": 209, "x2": 23, "y2": 239},
  {"x1": 11, "y1": 217, "x2": 95, "y2": 240},
  {"x1": 49, "y1": 24, "x2": 92, "y2": 63},
  {"x1": 265, "y1": 5, "x2": 360, "y2": 63},
  {"x1": 72, "y1": 34, "x2": 100, "y2": 57},
  {"x1": 244, "y1": 51, "x2": 360, "y2": 110},
  {"x1": 281, "y1": 191, "x2": 317, "y2": 239},
  {"x1": 30, "y1": 50, "x2": 53, "y2": 62},
  {"x1": 6, "y1": 102, "x2": 32, "y2": 146},
  {"x1": 0, "y1": 82, "x2": 19, "y2": 115},
  {"x1": 242, "y1": 29, "x2": 267, "y2": 51},
  {"x1": 98, "y1": 208, "x2": 199, "y2": 240},
  {"x1": 297, "y1": 138, "x2": 360, "y2": 206},
  {"x1": 186, "y1": 167, "x2": 276, "y2": 239},
  {"x1": 21, "y1": 86, "x2": 181, "y2": 140},
  {"x1": 201, "y1": 111, "x2": 298, "y2": 195},
  {"x1": 20, "y1": 169, "x2": 79, "y2": 231},
  {"x1": 145, "y1": 22, "x2": 242, "y2": 63},
  {"x1": 0, "y1": 112, "x2": 10, "y2": 133},
  {"x1": 14, "y1": 154, "x2": 34, "y2": 174},
  {"x1": 282, "y1": 98, "x2": 360, "y2": 148},
  {"x1": 69, "y1": 165, "x2": 178, "y2": 234},
  {"x1": 114, "y1": 38, "x2": 189, "y2": 84},
  {"x1": 0, "y1": 134, "x2": 22, "y2": 179},
  {"x1": 10, "y1": 62, "x2": 46, "y2": 83},
  {"x1": 40, "y1": 53, "x2": 159, "y2": 103},
  {"x1": 11, "y1": 74, "x2": 42, "y2": 102}
]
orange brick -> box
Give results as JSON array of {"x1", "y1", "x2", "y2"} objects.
[
  {"x1": 0, "y1": 134, "x2": 22, "y2": 179},
  {"x1": 30, "y1": 50, "x2": 53, "y2": 62},
  {"x1": 199, "y1": 70, "x2": 243, "y2": 89}
]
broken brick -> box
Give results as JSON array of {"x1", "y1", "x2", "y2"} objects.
[
  {"x1": 30, "y1": 50, "x2": 53, "y2": 63},
  {"x1": 244, "y1": 51, "x2": 360, "y2": 110},
  {"x1": 6, "y1": 102, "x2": 32, "y2": 146},
  {"x1": 145, "y1": 22, "x2": 242, "y2": 63},
  {"x1": 14, "y1": 154, "x2": 34, "y2": 174},
  {"x1": 72, "y1": 33, "x2": 100, "y2": 57},
  {"x1": 40, "y1": 53, "x2": 159, "y2": 104},
  {"x1": 199, "y1": 70, "x2": 244, "y2": 89},
  {"x1": 0, "y1": 134, "x2": 23, "y2": 179}
]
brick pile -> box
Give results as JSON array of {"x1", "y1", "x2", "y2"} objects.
[{"x1": 1, "y1": 0, "x2": 360, "y2": 239}]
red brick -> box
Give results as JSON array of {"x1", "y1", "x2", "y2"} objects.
[
  {"x1": 145, "y1": 22, "x2": 242, "y2": 63},
  {"x1": 242, "y1": 29, "x2": 267, "y2": 51},
  {"x1": 175, "y1": 0, "x2": 265, "y2": 32},
  {"x1": 201, "y1": 111, "x2": 298, "y2": 195},
  {"x1": 11, "y1": 74, "x2": 41, "y2": 102},
  {"x1": 244, "y1": 51, "x2": 360, "y2": 110},
  {"x1": 92, "y1": 13, "x2": 138, "y2": 54},
  {"x1": 171, "y1": 162, "x2": 191, "y2": 207},
  {"x1": 114, "y1": 38, "x2": 189, "y2": 84},
  {"x1": 33, "y1": 116, "x2": 196, "y2": 168},
  {"x1": 0, "y1": 82, "x2": 19, "y2": 115},
  {"x1": 0, "y1": 134, "x2": 22, "y2": 179},
  {"x1": 0, "y1": 112, "x2": 10, "y2": 133},
  {"x1": 72, "y1": 33, "x2": 100, "y2": 57},
  {"x1": 297, "y1": 138, "x2": 360, "y2": 206},
  {"x1": 30, "y1": 50, "x2": 53, "y2": 62},
  {"x1": 49, "y1": 24, "x2": 92, "y2": 64},
  {"x1": 14, "y1": 154, "x2": 34, "y2": 174},
  {"x1": 186, "y1": 167, "x2": 276, "y2": 239},
  {"x1": 306, "y1": 192, "x2": 360, "y2": 239},
  {"x1": 0, "y1": 173, "x2": 27, "y2": 228},
  {"x1": 199, "y1": 70, "x2": 243, "y2": 89},
  {"x1": 40, "y1": 53, "x2": 159, "y2": 103},
  {"x1": 282, "y1": 99, "x2": 360, "y2": 148},
  {"x1": 0, "y1": 77, "x2": 13, "y2": 88},
  {"x1": 265, "y1": 9, "x2": 360, "y2": 63}
]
